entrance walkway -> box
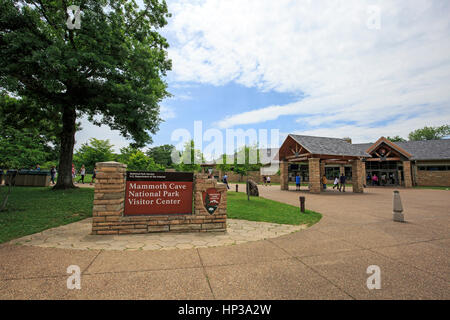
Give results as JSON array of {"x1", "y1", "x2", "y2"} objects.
[
  {"x1": 9, "y1": 219, "x2": 306, "y2": 251},
  {"x1": 0, "y1": 187, "x2": 448, "y2": 299}
]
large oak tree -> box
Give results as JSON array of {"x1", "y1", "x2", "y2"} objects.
[{"x1": 0, "y1": 0, "x2": 172, "y2": 188}]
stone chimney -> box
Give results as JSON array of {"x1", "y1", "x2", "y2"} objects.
[{"x1": 343, "y1": 137, "x2": 352, "y2": 144}]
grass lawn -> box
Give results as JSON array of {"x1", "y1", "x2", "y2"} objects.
[
  {"x1": 0, "y1": 186, "x2": 321, "y2": 244},
  {"x1": 413, "y1": 186, "x2": 450, "y2": 190},
  {"x1": 0, "y1": 186, "x2": 94, "y2": 244},
  {"x1": 72, "y1": 173, "x2": 94, "y2": 184},
  {"x1": 227, "y1": 191, "x2": 322, "y2": 226},
  {"x1": 49, "y1": 173, "x2": 95, "y2": 185}
]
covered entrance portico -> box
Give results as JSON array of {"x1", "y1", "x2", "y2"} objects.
[
  {"x1": 364, "y1": 137, "x2": 413, "y2": 187},
  {"x1": 278, "y1": 135, "x2": 370, "y2": 194}
]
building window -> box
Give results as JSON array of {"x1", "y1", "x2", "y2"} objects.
[
  {"x1": 418, "y1": 166, "x2": 449, "y2": 171},
  {"x1": 345, "y1": 166, "x2": 352, "y2": 180},
  {"x1": 289, "y1": 164, "x2": 309, "y2": 182},
  {"x1": 325, "y1": 167, "x2": 340, "y2": 180},
  {"x1": 366, "y1": 161, "x2": 399, "y2": 170}
]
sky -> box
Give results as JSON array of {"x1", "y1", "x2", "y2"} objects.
[{"x1": 75, "y1": 0, "x2": 450, "y2": 153}]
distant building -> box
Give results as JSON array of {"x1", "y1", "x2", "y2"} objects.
[{"x1": 259, "y1": 148, "x2": 279, "y2": 176}]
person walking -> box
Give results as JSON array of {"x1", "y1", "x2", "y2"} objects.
[
  {"x1": 90, "y1": 166, "x2": 97, "y2": 185},
  {"x1": 339, "y1": 173, "x2": 346, "y2": 192},
  {"x1": 50, "y1": 166, "x2": 57, "y2": 185},
  {"x1": 263, "y1": 176, "x2": 267, "y2": 186},
  {"x1": 222, "y1": 174, "x2": 230, "y2": 189},
  {"x1": 322, "y1": 175, "x2": 327, "y2": 190},
  {"x1": 266, "y1": 176, "x2": 271, "y2": 185},
  {"x1": 332, "y1": 176, "x2": 339, "y2": 189},
  {"x1": 295, "y1": 174, "x2": 301, "y2": 191},
  {"x1": 78, "y1": 165, "x2": 86, "y2": 184},
  {"x1": 72, "y1": 164, "x2": 77, "y2": 184}
]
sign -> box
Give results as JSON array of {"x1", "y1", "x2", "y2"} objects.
[
  {"x1": 124, "y1": 171, "x2": 193, "y2": 216},
  {"x1": 202, "y1": 188, "x2": 222, "y2": 215}
]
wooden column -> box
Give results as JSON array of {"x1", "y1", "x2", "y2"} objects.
[
  {"x1": 351, "y1": 159, "x2": 364, "y2": 193},
  {"x1": 309, "y1": 158, "x2": 321, "y2": 194},
  {"x1": 403, "y1": 161, "x2": 413, "y2": 188},
  {"x1": 280, "y1": 161, "x2": 289, "y2": 190}
]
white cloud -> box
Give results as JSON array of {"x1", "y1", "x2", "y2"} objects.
[
  {"x1": 160, "y1": 105, "x2": 177, "y2": 120},
  {"x1": 166, "y1": 0, "x2": 450, "y2": 141},
  {"x1": 75, "y1": 116, "x2": 130, "y2": 153},
  {"x1": 75, "y1": 105, "x2": 177, "y2": 152}
]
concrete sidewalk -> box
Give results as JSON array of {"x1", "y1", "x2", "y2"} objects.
[{"x1": 0, "y1": 187, "x2": 448, "y2": 299}]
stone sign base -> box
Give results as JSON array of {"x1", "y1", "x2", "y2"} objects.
[{"x1": 91, "y1": 162, "x2": 227, "y2": 235}]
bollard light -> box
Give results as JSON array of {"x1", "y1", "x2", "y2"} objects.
[
  {"x1": 299, "y1": 196, "x2": 305, "y2": 213},
  {"x1": 393, "y1": 190, "x2": 404, "y2": 222}
]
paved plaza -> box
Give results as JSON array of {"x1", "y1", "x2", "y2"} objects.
[
  {"x1": 0, "y1": 186, "x2": 449, "y2": 299},
  {"x1": 9, "y1": 219, "x2": 306, "y2": 251}
]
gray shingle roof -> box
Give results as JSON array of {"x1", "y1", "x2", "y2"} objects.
[
  {"x1": 289, "y1": 134, "x2": 370, "y2": 157},
  {"x1": 353, "y1": 139, "x2": 450, "y2": 160}
]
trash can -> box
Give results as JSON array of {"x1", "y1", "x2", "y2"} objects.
[
  {"x1": 4, "y1": 170, "x2": 18, "y2": 185},
  {"x1": 16, "y1": 170, "x2": 27, "y2": 186},
  {"x1": 35, "y1": 170, "x2": 51, "y2": 187}
]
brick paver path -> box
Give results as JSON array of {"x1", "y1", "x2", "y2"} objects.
[
  {"x1": 0, "y1": 186, "x2": 449, "y2": 299},
  {"x1": 9, "y1": 218, "x2": 306, "y2": 251}
]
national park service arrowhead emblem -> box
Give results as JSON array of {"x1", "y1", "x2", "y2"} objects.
[{"x1": 202, "y1": 188, "x2": 221, "y2": 215}]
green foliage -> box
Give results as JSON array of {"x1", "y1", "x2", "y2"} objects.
[
  {"x1": 232, "y1": 145, "x2": 262, "y2": 177},
  {"x1": 0, "y1": 95, "x2": 60, "y2": 149},
  {"x1": 146, "y1": 144, "x2": 175, "y2": 167},
  {"x1": 0, "y1": 95, "x2": 58, "y2": 169},
  {"x1": 73, "y1": 138, "x2": 115, "y2": 171},
  {"x1": 127, "y1": 150, "x2": 164, "y2": 171},
  {"x1": 175, "y1": 140, "x2": 203, "y2": 172},
  {"x1": 408, "y1": 125, "x2": 450, "y2": 141},
  {"x1": 116, "y1": 146, "x2": 141, "y2": 164},
  {"x1": 41, "y1": 161, "x2": 59, "y2": 170},
  {"x1": 0, "y1": 127, "x2": 49, "y2": 169},
  {"x1": 216, "y1": 146, "x2": 261, "y2": 177},
  {"x1": 0, "y1": 0, "x2": 172, "y2": 187},
  {"x1": 386, "y1": 135, "x2": 406, "y2": 142},
  {"x1": 216, "y1": 154, "x2": 233, "y2": 172}
]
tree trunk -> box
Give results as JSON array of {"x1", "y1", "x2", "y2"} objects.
[
  {"x1": 54, "y1": 106, "x2": 77, "y2": 189},
  {"x1": 0, "y1": 173, "x2": 15, "y2": 212},
  {"x1": 247, "y1": 173, "x2": 250, "y2": 201}
]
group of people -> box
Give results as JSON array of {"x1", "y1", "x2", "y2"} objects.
[
  {"x1": 72, "y1": 164, "x2": 97, "y2": 185},
  {"x1": 49, "y1": 164, "x2": 98, "y2": 185},
  {"x1": 331, "y1": 174, "x2": 347, "y2": 192},
  {"x1": 262, "y1": 176, "x2": 271, "y2": 186},
  {"x1": 294, "y1": 173, "x2": 348, "y2": 192},
  {"x1": 367, "y1": 173, "x2": 394, "y2": 186}
]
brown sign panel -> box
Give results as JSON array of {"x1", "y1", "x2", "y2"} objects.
[
  {"x1": 202, "y1": 188, "x2": 222, "y2": 215},
  {"x1": 124, "y1": 172, "x2": 193, "y2": 216}
]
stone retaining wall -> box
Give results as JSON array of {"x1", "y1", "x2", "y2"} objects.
[{"x1": 92, "y1": 162, "x2": 227, "y2": 235}]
